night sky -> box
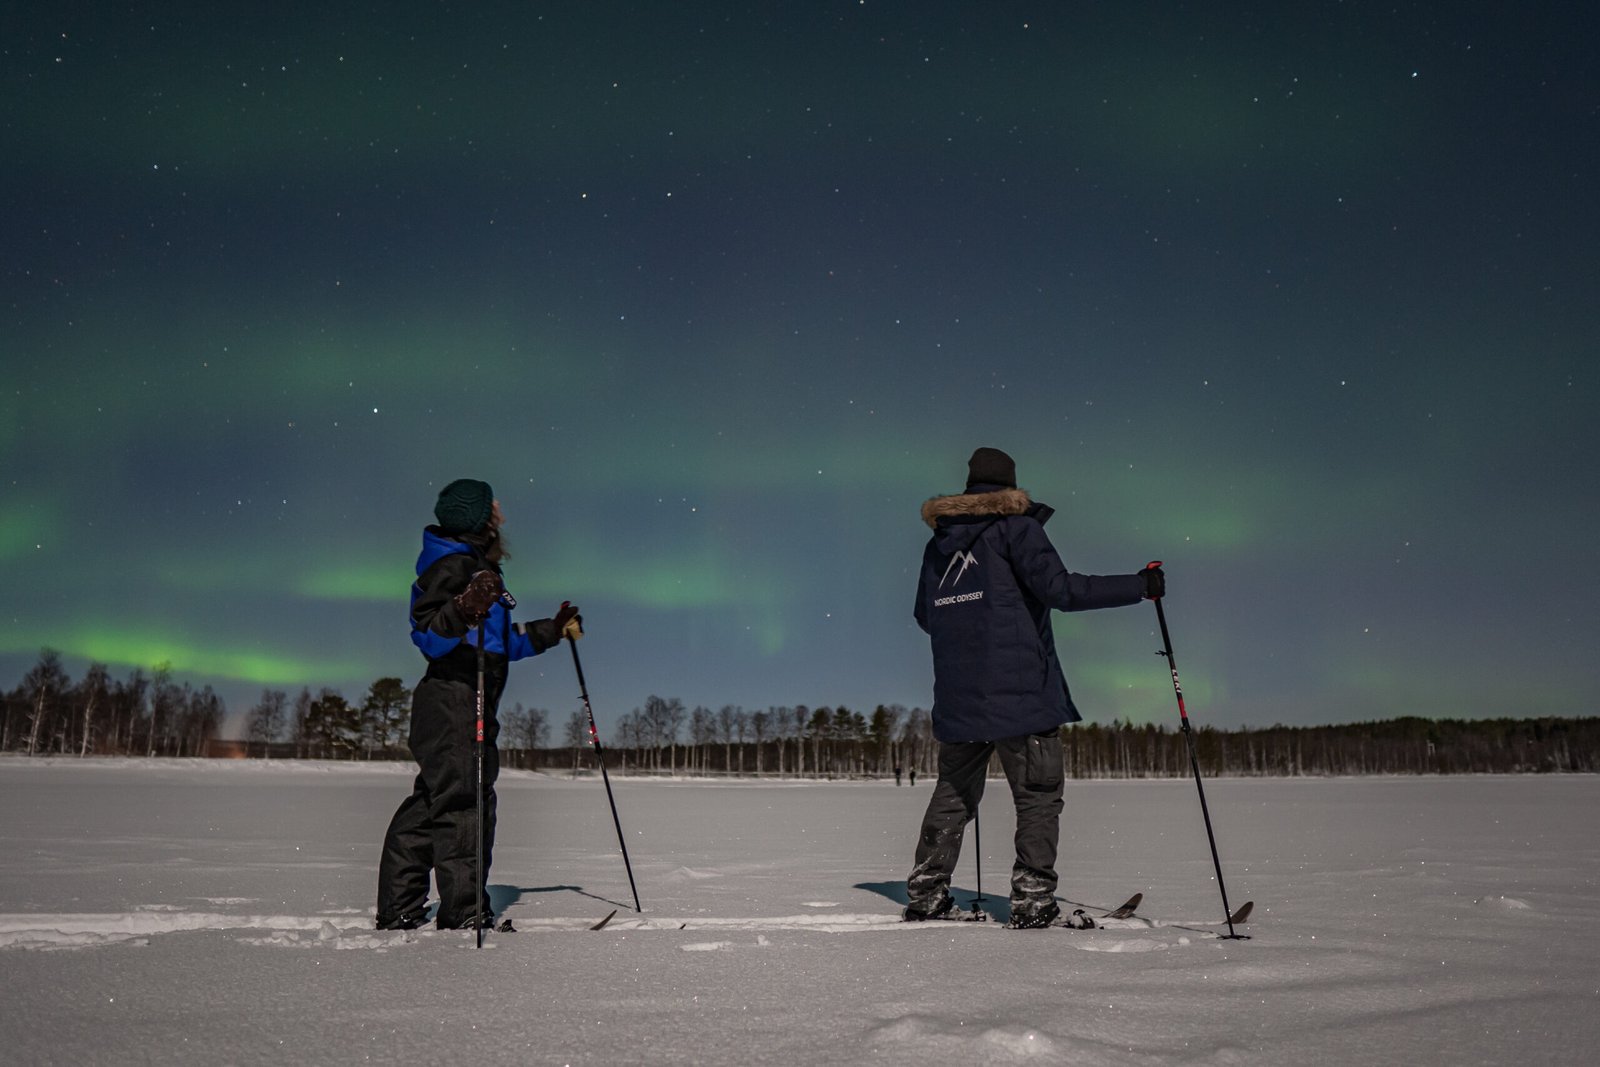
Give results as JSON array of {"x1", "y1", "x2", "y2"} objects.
[{"x1": 4, "y1": 3, "x2": 1595, "y2": 737}]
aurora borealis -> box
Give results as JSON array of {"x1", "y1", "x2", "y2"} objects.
[{"x1": 4, "y1": 3, "x2": 1594, "y2": 736}]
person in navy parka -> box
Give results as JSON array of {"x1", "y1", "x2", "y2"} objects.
[
  {"x1": 904, "y1": 448, "x2": 1163, "y2": 928},
  {"x1": 376, "y1": 479, "x2": 580, "y2": 931}
]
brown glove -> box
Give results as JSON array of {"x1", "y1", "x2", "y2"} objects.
[{"x1": 454, "y1": 570, "x2": 504, "y2": 625}]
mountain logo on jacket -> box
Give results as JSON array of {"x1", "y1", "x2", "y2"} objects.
[
  {"x1": 933, "y1": 550, "x2": 984, "y2": 606},
  {"x1": 940, "y1": 550, "x2": 979, "y2": 589}
]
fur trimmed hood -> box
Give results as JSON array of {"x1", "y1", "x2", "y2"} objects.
[{"x1": 921, "y1": 487, "x2": 1032, "y2": 529}]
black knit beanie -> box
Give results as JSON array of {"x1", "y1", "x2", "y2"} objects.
[
  {"x1": 966, "y1": 447, "x2": 1017, "y2": 489},
  {"x1": 434, "y1": 479, "x2": 495, "y2": 535}
]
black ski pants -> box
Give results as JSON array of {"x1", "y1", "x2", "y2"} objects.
[
  {"x1": 906, "y1": 730, "x2": 1066, "y2": 917},
  {"x1": 376, "y1": 671, "x2": 501, "y2": 929}
]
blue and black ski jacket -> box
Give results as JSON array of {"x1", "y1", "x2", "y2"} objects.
[
  {"x1": 410, "y1": 527, "x2": 556, "y2": 679},
  {"x1": 914, "y1": 485, "x2": 1144, "y2": 743}
]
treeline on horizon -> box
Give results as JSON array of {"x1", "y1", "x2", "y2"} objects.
[{"x1": 2, "y1": 650, "x2": 1596, "y2": 777}]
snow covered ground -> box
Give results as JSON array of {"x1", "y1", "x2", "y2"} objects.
[{"x1": 1, "y1": 758, "x2": 1595, "y2": 1065}]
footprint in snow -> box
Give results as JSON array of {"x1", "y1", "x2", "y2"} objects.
[
  {"x1": 1474, "y1": 896, "x2": 1532, "y2": 912},
  {"x1": 681, "y1": 936, "x2": 771, "y2": 952},
  {"x1": 1074, "y1": 938, "x2": 1170, "y2": 953}
]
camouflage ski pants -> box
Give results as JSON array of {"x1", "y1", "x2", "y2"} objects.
[{"x1": 906, "y1": 731, "x2": 1066, "y2": 917}]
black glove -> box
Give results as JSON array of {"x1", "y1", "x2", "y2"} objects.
[
  {"x1": 554, "y1": 601, "x2": 583, "y2": 641},
  {"x1": 1140, "y1": 561, "x2": 1165, "y2": 600},
  {"x1": 454, "y1": 570, "x2": 504, "y2": 625},
  {"x1": 519, "y1": 602, "x2": 583, "y2": 653}
]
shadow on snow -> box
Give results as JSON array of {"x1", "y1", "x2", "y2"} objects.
[
  {"x1": 854, "y1": 880, "x2": 1010, "y2": 923},
  {"x1": 489, "y1": 883, "x2": 634, "y2": 915}
]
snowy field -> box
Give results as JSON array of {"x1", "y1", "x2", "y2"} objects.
[{"x1": 1, "y1": 759, "x2": 1595, "y2": 1065}]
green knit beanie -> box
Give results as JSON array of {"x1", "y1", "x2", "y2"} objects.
[{"x1": 434, "y1": 479, "x2": 495, "y2": 535}]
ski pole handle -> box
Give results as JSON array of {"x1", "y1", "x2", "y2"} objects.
[{"x1": 1140, "y1": 560, "x2": 1166, "y2": 602}]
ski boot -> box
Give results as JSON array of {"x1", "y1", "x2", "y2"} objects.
[
  {"x1": 1005, "y1": 901, "x2": 1063, "y2": 930},
  {"x1": 902, "y1": 892, "x2": 957, "y2": 922}
]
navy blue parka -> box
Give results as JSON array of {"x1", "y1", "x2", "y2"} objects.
[{"x1": 914, "y1": 485, "x2": 1144, "y2": 743}]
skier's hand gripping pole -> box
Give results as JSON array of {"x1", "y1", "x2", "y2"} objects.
[{"x1": 1140, "y1": 560, "x2": 1166, "y2": 601}]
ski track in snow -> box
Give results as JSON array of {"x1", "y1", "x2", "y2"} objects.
[
  {"x1": 0, "y1": 911, "x2": 399, "y2": 950},
  {"x1": 0, "y1": 908, "x2": 1237, "y2": 950}
]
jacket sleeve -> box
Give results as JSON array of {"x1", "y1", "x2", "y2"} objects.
[
  {"x1": 411, "y1": 555, "x2": 478, "y2": 642},
  {"x1": 914, "y1": 540, "x2": 935, "y2": 634},
  {"x1": 1005, "y1": 518, "x2": 1144, "y2": 612},
  {"x1": 510, "y1": 617, "x2": 564, "y2": 660}
]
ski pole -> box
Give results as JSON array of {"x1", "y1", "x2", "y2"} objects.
[
  {"x1": 971, "y1": 806, "x2": 985, "y2": 918},
  {"x1": 1148, "y1": 567, "x2": 1246, "y2": 940},
  {"x1": 568, "y1": 630, "x2": 642, "y2": 912},
  {"x1": 474, "y1": 622, "x2": 486, "y2": 948}
]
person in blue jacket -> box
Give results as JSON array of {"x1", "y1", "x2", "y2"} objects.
[
  {"x1": 376, "y1": 478, "x2": 580, "y2": 931},
  {"x1": 903, "y1": 448, "x2": 1163, "y2": 929}
]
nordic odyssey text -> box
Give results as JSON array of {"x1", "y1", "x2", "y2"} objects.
[{"x1": 933, "y1": 591, "x2": 984, "y2": 607}]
